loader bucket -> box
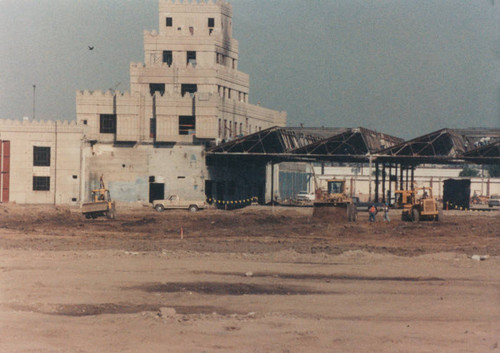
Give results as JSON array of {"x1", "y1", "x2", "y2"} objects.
[{"x1": 312, "y1": 202, "x2": 357, "y2": 222}]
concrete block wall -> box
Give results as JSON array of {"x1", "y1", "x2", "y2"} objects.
[
  {"x1": 84, "y1": 143, "x2": 207, "y2": 203},
  {"x1": 149, "y1": 144, "x2": 207, "y2": 200},
  {"x1": 0, "y1": 119, "x2": 83, "y2": 205}
]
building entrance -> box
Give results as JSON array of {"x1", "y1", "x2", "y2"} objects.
[{"x1": 149, "y1": 182, "x2": 164, "y2": 203}]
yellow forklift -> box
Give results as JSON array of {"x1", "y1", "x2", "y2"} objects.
[
  {"x1": 82, "y1": 176, "x2": 116, "y2": 219},
  {"x1": 395, "y1": 186, "x2": 441, "y2": 222}
]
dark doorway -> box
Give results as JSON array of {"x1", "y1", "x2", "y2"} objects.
[
  {"x1": 443, "y1": 179, "x2": 470, "y2": 210},
  {"x1": 205, "y1": 180, "x2": 214, "y2": 202},
  {"x1": 149, "y1": 182, "x2": 165, "y2": 203}
]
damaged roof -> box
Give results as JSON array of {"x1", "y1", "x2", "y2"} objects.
[
  {"x1": 208, "y1": 126, "x2": 348, "y2": 154},
  {"x1": 207, "y1": 126, "x2": 499, "y2": 165},
  {"x1": 377, "y1": 128, "x2": 500, "y2": 164},
  {"x1": 289, "y1": 127, "x2": 403, "y2": 155}
]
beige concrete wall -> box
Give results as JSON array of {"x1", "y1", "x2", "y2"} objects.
[
  {"x1": 0, "y1": 119, "x2": 83, "y2": 205},
  {"x1": 76, "y1": 90, "x2": 285, "y2": 143},
  {"x1": 83, "y1": 142, "x2": 207, "y2": 203},
  {"x1": 148, "y1": 144, "x2": 207, "y2": 200}
]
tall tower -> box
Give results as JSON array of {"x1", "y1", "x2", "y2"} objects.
[{"x1": 77, "y1": 0, "x2": 286, "y2": 144}]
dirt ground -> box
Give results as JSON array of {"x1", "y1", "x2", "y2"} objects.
[{"x1": 0, "y1": 203, "x2": 499, "y2": 352}]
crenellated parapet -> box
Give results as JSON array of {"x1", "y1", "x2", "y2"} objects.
[
  {"x1": 0, "y1": 118, "x2": 83, "y2": 134},
  {"x1": 130, "y1": 62, "x2": 146, "y2": 69},
  {"x1": 158, "y1": 0, "x2": 232, "y2": 25},
  {"x1": 159, "y1": 0, "x2": 231, "y2": 10},
  {"x1": 76, "y1": 90, "x2": 134, "y2": 98}
]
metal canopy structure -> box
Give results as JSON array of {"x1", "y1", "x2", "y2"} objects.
[
  {"x1": 208, "y1": 126, "x2": 403, "y2": 163},
  {"x1": 209, "y1": 126, "x2": 347, "y2": 154},
  {"x1": 207, "y1": 126, "x2": 500, "y2": 205},
  {"x1": 376, "y1": 128, "x2": 500, "y2": 165},
  {"x1": 290, "y1": 127, "x2": 403, "y2": 156},
  {"x1": 462, "y1": 141, "x2": 500, "y2": 164},
  {"x1": 208, "y1": 126, "x2": 500, "y2": 166}
]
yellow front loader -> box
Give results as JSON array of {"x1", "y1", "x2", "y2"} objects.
[
  {"x1": 395, "y1": 186, "x2": 441, "y2": 222},
  {"x1": 82, "y1": 177, "x2": 116, "y2": 219}
]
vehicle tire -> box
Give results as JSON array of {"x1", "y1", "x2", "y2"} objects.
[
  {"x1": 411, "y1": 208, "x2": 420, "y2": 222},
  {"x1": 188, "y1": 205, "x2": 199, "y2": 212},
  {"x1": 155, "y1": 204, "x2": 164, "y2": 212}
]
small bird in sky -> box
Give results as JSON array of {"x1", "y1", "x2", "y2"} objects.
[{"x1": 88, "y1": 46, "x2": 94, "y2": 50}]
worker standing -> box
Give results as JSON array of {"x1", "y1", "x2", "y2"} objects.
[
  {"x1": 383, "y1": 203, "x2": 390, "y2": 222},
  {"x1": 368, "y1": 204, "x2": 377, "y2": 222}
]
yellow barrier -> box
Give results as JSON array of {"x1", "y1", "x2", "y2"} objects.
[{"x1": 207, "y1": 196, "x2": 259, "y2": 205}]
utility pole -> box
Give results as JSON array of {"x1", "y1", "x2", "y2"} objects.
[{"x1": 32, "y1": 84, "x2": 36, "y2": 120}]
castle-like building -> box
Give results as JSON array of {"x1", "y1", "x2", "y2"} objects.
[
  {"x1": 77, "y1": 0, "x2": 286, "y2": 145},
  {"x1": 72, "y1": 0, "x2": 286, "y2": 203}
]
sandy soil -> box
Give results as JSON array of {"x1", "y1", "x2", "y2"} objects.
[{"x1": 0, "y1": 204, "x2": 499, "y2": 352}]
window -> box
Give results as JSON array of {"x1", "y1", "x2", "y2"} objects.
[
  {"x1": 218, "y1": 119, "x2": 222, "y2": 138},
  {"x1": 150, "y1": 118, "x2": 156, "y2": 138},
  {"x1": 187, "y1": 51, "x2": 196, "y2": 66},
  {"x1": 179, "y1": 116, "x2": 195, "y2": 135},
  {"x1": 234, "y1": 122, "x2": 237, "y2": 137},
  {"x1": 100, "y1": 114, "x2": 116, "y2": 134},
  {"x1": 166, "y1": 17, "x2": 172, "y2": 27},
  {"x1": 33, "y1": 176, "x2": 50, "y2": 191},
  {"x1": 162, "y1": 51, "x2": 172, "y2": 66},
  {"x1": 33, "y1": 146, "x2": 50, "y2": 166},
  {"x1": 208, "y1": 18, "x2": 215, "y2": 27},
  {"x1": 181, "y1": 84, "x2": 197, "y2": 97},
  {"x1": 189, "y1": 26, "x2": 194, "y2": 35},
  {"x1": 149, "y1": 83, "x2": 165, "y2": 96}
]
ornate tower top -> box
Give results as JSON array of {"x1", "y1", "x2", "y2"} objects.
[{"x1": 158, "y1": 0, "x2": 232, "y2": 38}]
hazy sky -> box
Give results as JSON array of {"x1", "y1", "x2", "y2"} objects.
[{"x1": 0, "y1": 0, "x2": 498, "y2": 139}]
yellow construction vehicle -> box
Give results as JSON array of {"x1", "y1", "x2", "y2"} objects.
[
  {"x1": 395, "y1": 186, "x2": 441, "y2": 222},
  {"x1": 82, "y1": 176, "x2": 116, "y2": 219},
  {"x1": 313, "y1": 178, "x2": 358, "y2": 222}
]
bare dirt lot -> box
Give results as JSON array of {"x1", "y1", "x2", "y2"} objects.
[{"x1": 0, "y1": 204, "x2": 499, "y2": 352}]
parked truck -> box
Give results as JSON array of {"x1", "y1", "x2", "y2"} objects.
[{"x1": 153, "y1": 195, "x2": 206, "y2": 212}]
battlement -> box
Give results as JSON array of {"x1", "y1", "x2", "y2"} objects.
[
  {"x1": 152, "y1": 91, "x2": 218, "y2": 102},
  {"x1": 0, "y1": 118, "x2": 82, "y2": 134},
  {"x1": 159, "y1": 0, "x2": 232, "y2": 11},
  {"x1": 76, "y1": 90, "x2": 133, "y2": 98},
  {"x1": 130, "y1": 62, "x2": 146, "y2": 69}
]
